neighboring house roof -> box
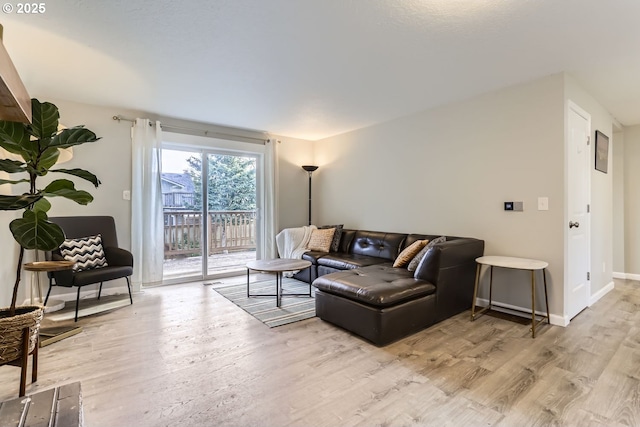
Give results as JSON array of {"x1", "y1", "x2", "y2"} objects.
[{"x1": 161, "y1": 173, "x2": 195, "y2": 193}]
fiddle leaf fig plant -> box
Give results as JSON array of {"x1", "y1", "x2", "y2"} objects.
[{"x1": 0, "y1": 99, "x2": 101, "y2": 316}]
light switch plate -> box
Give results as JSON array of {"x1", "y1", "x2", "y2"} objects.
[
  {"x1": 123, "y1": 190, "x2": 131, "y2": 201},
  {"x1": 538, "y1": 197, "x2": 549, "y2": 211}
]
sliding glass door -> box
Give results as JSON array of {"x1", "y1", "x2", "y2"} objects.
[
  {"x1": 161, "y1": 148, "x2": 259, "y2": 282},
  {"x1": 161, "y1": 148, "x2": 204, "y2": 280},
  {"x1": 204, "y1": 152, "x2": 257, "y2": 276}
]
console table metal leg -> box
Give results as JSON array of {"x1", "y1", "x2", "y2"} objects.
[
  {"x1": 246, "y1": 268, "x2": 250, "y2": 297},
  {"x1": 531, "y1": 269, "x2": 536, "y2": 338},
  {"x1": 471, "y1": 263, "x2": 495, "y2": 320},
  {"x1": 471, "y1": 263, "x2": 481, "y2": 320},
  {"x1": 543, "y1": 268, "x2": 550, "y2": 324},
  {"x1": 489, "y1": 266, "x2": 493, "y2": 307}
]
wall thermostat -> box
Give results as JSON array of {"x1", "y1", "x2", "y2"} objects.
[{"x1": 504, "y1": 201, "x2": 523, "y2": 211}]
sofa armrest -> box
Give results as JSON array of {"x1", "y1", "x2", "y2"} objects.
[
  {"x1": 414, "y1": 238, "x2": 484, "y2": 322},
  {"x1": 414, "y1": 238, "x2": 484, "y2": 283}
]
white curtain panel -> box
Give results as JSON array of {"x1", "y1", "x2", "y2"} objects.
[
  {"x1": 131, "y1": 119, "x2": 164, "y2": 289},
  {"x1": 263, "y1": 138, "x2": 279, "y2": 259}
]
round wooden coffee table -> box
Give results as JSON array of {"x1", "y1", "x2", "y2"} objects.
[{"x1": 246, "y1": 259, "x2": 312, "y2": 307}]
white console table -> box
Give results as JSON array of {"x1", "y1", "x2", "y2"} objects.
[{"x1": 470, "y1": 255, "x2": 550, "y2": 338}]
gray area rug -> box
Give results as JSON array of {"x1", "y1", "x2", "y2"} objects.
[{"x1": 212, "y1": 278, "x2": 316, "y2": 327}]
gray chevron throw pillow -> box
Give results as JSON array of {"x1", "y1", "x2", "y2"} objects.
[{"x1": 60, "y1": 234, "x2": 109, "y2": 272}]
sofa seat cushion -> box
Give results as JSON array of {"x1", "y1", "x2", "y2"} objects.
[
  {"x1": 69, "y1": 266, "x2": 134, "y2": 287},
  {"x1": 313, "y1": 266, "x2": 436, "y2": 308},
  {"x1": 302, "y1": 251, "x2": 330, "y2": 265},
  {"x1": 317, "y1": 253, "x2": 389, "y2": 270}
]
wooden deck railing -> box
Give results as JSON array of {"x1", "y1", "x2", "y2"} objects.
[{"x1": 164, "y1": 210, "x2": 257, "y2": 257}]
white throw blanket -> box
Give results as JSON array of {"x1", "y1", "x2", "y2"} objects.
[
  {"x1": 276, "y1": 225, "x2": 316, "y2": 259},
  {"x1": 276, "y1": 225, "x2": 317, "y2": 277}
]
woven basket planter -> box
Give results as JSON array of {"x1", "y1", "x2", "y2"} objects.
[{"x1": 0, "y1": 305, "x2": 44, "y2": 364}]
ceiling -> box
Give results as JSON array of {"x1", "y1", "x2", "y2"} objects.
[{"x1": 1, "y1": 0, "x2": 639, "y2": 140}]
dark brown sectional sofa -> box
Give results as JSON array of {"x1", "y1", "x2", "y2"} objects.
[{"x1": 293, "y1": 229, "x2": 484, "y2": 346}]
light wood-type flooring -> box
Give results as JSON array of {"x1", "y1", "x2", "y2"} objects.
[{"x1": 1, "y1": 276, "x2": 638, "y2": 427}]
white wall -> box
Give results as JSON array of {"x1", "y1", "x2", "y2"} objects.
[
  {"x1": 623, "y1": 125, "x2": 640, "y2": 276},
  {"x1": 315, "y1": 74, "x2": 567, "y2": 317},
  {"x1": 612, "y1": 131, "x2": 625, "y2": 274},
  {"x1": 275, "y1": 138, "x2": 315, "y2": 230}
]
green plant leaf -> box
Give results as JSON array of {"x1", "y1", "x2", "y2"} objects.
[
  {"x1": 35, "y1": 147, "x2": 60, "y2": 174},
  {"x1": 32, "y1": 198, "x2": 51, "y2": 213},
  {"x1": 0, "y1": 121, "x2": 29, "y2": 155},
  {"x1": 9, "y1": 210, "x2": 64, "y2": 250},
  {"x1": 0, "y1": 194, "x2": 43, "y2": 210},
  {"x1": 50, "y1": 127, "x2": 100, "y2": 148},
  {"x1": 51, "y1": 168, "x2": 101, "y2": 188},
  {"x1": 0, "y1": 178, "x2": 29, "y2": 185},
  {"x1": 21, "y1": 137, "x2": 40, "y2": 163},
  {"x1": 42, "y1": 179, "x2": 94, "y2": 205},
  {"x1": 30, "y1": 99, "x2": 59, "y2": 139},
  {"x1": 0, "y1": 159, "x2": 26, "y2": 173}
]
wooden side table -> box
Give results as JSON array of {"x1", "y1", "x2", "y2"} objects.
[
  {"x1": 23, "y1": 261, "x2": 83, "y2": 347},
  {"x1": 470, "y1": 255, "x2": 550, "y2": 338},
  {"x1": 23, "y1": 261, "x2": 75, "y2": 312}
]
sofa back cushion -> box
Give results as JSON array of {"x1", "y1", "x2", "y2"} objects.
[
  {"x1": 338, "y1": 229, "x2": 357, "y2": 253},
  {"x1": 350, "y1": 230, "x2": 407, "y2": 261}
]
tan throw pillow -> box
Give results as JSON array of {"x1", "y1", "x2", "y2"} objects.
[
  {"x1": 307, "y1": 227, "x2": 335, "y2": 252},
  {"x1": 393, "y1": 239, "x2": 429, "y2": 268}
]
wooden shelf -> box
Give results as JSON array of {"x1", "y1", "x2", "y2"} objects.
[{"x1": 0, "y1": 31, "x2": 31, "y2": 123}]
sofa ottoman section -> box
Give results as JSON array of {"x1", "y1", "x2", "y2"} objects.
[
  {"x1": 315, "y1": 289, "x2": 436, "y2": 346},
  {"x1": 314, "y1": 266, "x2": 436, "y2": 306},
  {"x1": 312, "y1": 236, "x2": 484, "y2": 345},
  {"x1": 313, "y1": 266, "x2": 437, "y2": 346}
]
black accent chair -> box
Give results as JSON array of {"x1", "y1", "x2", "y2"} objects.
[{"x1": 45, "y1": 216, "x2": 134, "y2": 322}]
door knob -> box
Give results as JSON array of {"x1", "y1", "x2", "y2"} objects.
[{"x1": 569, "y1": 221, "x2": 580, "y2": 229}]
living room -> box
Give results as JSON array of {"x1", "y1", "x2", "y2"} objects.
[{"x1": 1, "y1": 1, "x2": 639, "y2": 426}]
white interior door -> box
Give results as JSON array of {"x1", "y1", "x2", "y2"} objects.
[{"x1": 566, "y1": 102, "x2": 591, "y2": 320}]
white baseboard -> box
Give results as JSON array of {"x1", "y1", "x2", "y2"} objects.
[
  {"x1": 475, "y1": 298, "x2": 567, "y2": 327},
  {"x1": 612, "y1": 272, "x2": 640, "y2": 281},
  {"x1": 590, "y1": 281, "x2": 614, "y2": 306},
  {"x1": 46, "y1": 298, "x2": 131, "y2": 322},
  {"x1": 23, "y1": 285, "x2": 132, "y2": 306}
]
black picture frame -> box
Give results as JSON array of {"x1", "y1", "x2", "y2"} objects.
[{"x1": 595, "y1": 130, "x2": 609, "y2": 174}]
